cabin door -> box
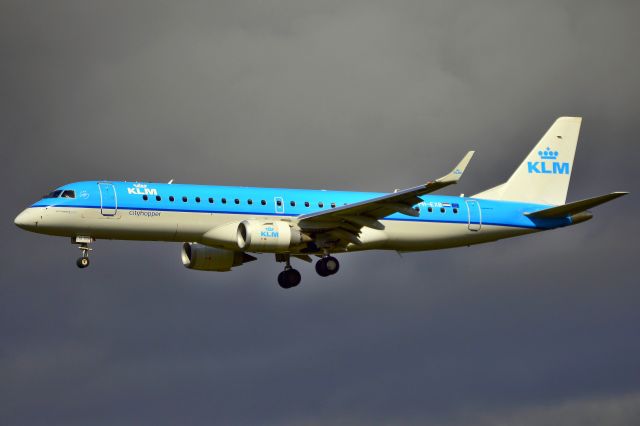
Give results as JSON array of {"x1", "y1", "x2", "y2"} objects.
[
  {"x1": 98, "y1": 182, "x2": 118, "y2": 216},
  {"x1": 466, "y1": 200, "x2": 482, "y2": 231}
]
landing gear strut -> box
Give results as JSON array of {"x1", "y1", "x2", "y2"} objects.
[
  {"x1": 276, "y1": 254, "x2": 302, "y2": 289},
  {"x1": 73, "y1": 236, "x2": 93, "y2": 269},
  {"x1": 316, "y1": 255, "x2": 340, "y2": 277}
]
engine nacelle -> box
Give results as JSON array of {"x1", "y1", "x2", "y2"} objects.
[
  {"x1": 237, "y1": 220, "x2": 306, "y2": 252},
  {"x1": 181, "y1": 243, "x2": 256, "y2": 272}
]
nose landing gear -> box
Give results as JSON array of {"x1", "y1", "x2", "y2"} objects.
[
  {"x1": 76, "y1": 256, "x2": 90, "y2": 268},
  {"x1": 73, "y1": 236, "x2": 94, "y2": 269}
]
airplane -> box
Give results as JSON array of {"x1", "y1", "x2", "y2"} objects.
[{"x1": 14, "y1": 117, "x2": 628, "y2": 289}]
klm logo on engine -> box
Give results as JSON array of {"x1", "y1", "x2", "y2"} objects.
[
  {"x1": 260, "y1": 226, "x2": 279, "y2": 238},
  {"x1": 527, "y1": 147, "x2": 570, "y2": 175},
  {"x1": 127, "y1": 183, "x2": 158, "y2": 195}
]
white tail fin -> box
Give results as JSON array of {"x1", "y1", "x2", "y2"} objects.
[{"x1": 473, "y1": 117, "x2": 582, "y2": 205}]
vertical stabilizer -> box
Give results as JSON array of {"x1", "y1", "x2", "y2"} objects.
[{"x1": 473, "y1": 117, "x2": 582, "y2": 205}]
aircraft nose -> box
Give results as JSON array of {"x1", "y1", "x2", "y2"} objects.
[{"x1": 14, "y1": 209, "x2": 38, "y2": 230}]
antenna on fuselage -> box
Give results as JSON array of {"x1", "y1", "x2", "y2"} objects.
[{"x1": 168, "y1": 179, "x2": 174, "y2": 184}]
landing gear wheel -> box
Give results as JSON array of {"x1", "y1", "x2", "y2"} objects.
[
  {"x1": 278, "y1": 269, "x2": 302, "y2": 289},
  {"x1": 316, "y1": 256, "x2": 339, "y2": 277},
  {"x1": 315, "y1": 259, "x2": 330, "y2": 277},
  {"x1": 76, "y1": 257, "x2": 90, "y2": 268},
  {"x1": 324, "y1": 256, "x2": 339, "y2": 275},
  {"x1": 73, "y1": 238, "x2": 93, "y2": 269}
]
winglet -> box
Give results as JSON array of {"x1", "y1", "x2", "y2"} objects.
[{"x1": 436, "y1": 151, "x2": 475, "y2": 184}]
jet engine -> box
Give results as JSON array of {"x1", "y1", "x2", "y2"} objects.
[
  {"x1": 181, "y1": 243, "x2": 256, "y2": 272},
  {"x1": 236, "y1": 220, "x2": 308, "y2": 252}
]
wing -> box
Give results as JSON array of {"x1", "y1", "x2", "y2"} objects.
[{"x1": 297, "y1": 151, "x2": 474, "y2": 246}]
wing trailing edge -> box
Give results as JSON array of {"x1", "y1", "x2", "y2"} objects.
[{"x1": 295, "y1": 151, "x2": 475, "y2": 247}]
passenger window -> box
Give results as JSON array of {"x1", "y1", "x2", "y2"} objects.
[
  {"x1": 208, "y1": 197, "x2": 214, "y2": 203},
  {"x1": 290, "y1": 201, "x2": 296, "y2": 207},
  {"x1": 276, "y1": 200, "x2": 282, "y2": 206},
  {"x1": 331, "y1": 202, "x2": 336, "y2": 208},
  {"x1": 182, "y1": 196, "x2": 188, "y2": 202},
  {"x1": 169, "y1": 196, "x2": 175, "y2": 202},
  {"x1": 247, "y1": 199, "x2": 253, "y2": 205},
  {"x1": 453, "y1": 208, "x2": 458, "y2": 214},
  {"x1": 195, "y1": 197, "x2": 201, "y2": 203},
  {"x1": 261, "y1": 200, "x2": 266, "y2": 206},
  {"x1": 143, "y1": 195, "x2": 149, "y2": 201},
  {"x1": 440, "y1": 207, "x2": 445, "y2": 213},
  {"x1": 427, "y1": 207, "x2": 433, "y2": 213},
  {"x1": 304, "y1": 201, "x2": 310, "y2": 207},
  {"x1": 234, "y1": 198, "x2": 240, "y2": 204},
  {"x1": 222, "y1": 198, "x2": 227, "y2": 204},
  {"x1": 414, "y1": 207, "x2": 420, "y2": 212},
  {"x1": 318, "y1": 202, "x2": 324, "y2": 208},
  {"x1": 156, "y1": 195, "x2": 161, "y2": 201}
]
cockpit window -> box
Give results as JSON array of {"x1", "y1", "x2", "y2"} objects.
[
  {"x1": 61, "y1": 190, "x2": 76, "y2": 199},
  {"x1": 44, "y1": 190, "x2": 63, "y2": 198}
]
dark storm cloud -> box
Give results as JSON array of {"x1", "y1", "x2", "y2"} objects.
[{"x1": 1, "y1": 1, "x2": 639, "y2": 425}]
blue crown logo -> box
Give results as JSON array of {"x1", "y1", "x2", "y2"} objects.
[{"x1": 538, "y1": 147, "x2": 559, "y2": 160}]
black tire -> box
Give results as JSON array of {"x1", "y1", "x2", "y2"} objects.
[
  {"x1": 315, "y1": 259, "x2": 331, "y2": 277},
  {"x1": 325, "y1": 256, "x2": 340, "y2": 275},
  {"x1": 76, "y1": 257, "x2": 90, "y2": 268},
  {"x1": 277, "y1": 271, "x2": 288, "y2": 288},
  {"x1": 284, "y1": 269, "x2": 302, "y2": 287},
  {"x1": 278, "y1": 269, "x2": 301, "y2": 289}
]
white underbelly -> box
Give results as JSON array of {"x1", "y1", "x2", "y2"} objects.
[{"x1": 34, "y1": 207, "x2": 536, "y2": 252}]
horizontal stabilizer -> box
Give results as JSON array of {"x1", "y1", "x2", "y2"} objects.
[{"x1": 525, "y1": 192, "x2": 629, "y2": 219}]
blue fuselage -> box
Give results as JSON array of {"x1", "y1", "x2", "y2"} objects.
[{"x1": 25, "y1": 180, "x2": 570, "y2": 234}]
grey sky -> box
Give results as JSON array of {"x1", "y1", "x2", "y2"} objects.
[{"x1": 1, "y1": 1, "x2": 639, "y2": 425}]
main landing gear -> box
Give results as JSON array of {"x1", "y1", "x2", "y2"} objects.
[
  {"x1": 73, "y1": 236, "x2": 94, "y2": 269},
  {"x1": 277, "y1": 254, "x2": 302, "y2": 289},
  {"x1": 316, "y1": 256, "x2": 340, "y2": 277},
  {"x1": 275, "y1": 253, "x2": 341, "y2": 289}
]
